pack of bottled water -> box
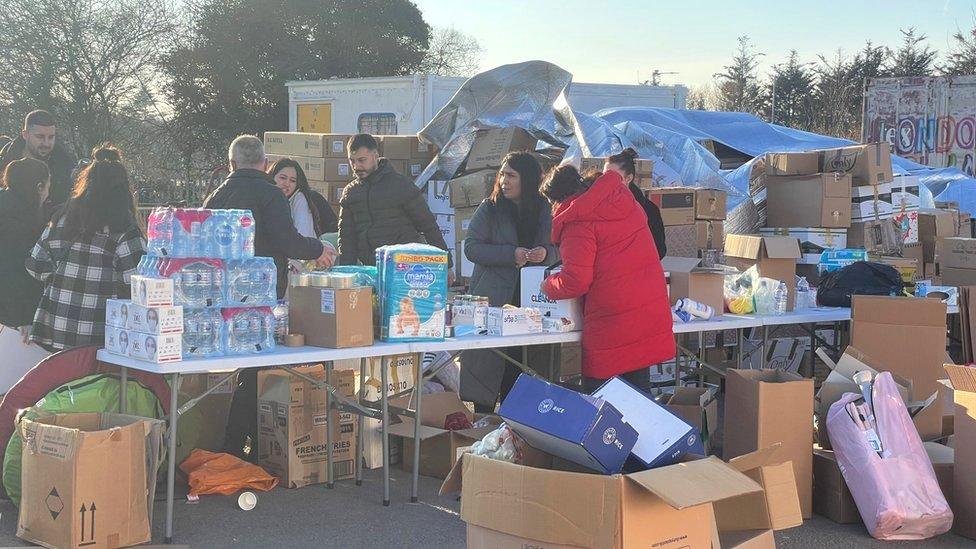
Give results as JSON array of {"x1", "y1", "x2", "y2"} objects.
[
  {"x1": 137, "y1": 256, "x2": 276, "y2": 309},
  {"x1": 158, "y1": 258, "x2": 226, "y2": 308},
  {"x1": 225, "y1": 257, "x2": 277, "y2": 306},
  {"x1": 221, "y1": 306, "x2": 276, "y2": 354},
  {"x1": 182, "y1": 308, "x2": 224, "y2": 358},
  {"x1": 147, "y1": 208, "x2": 255, "y2": 259}
]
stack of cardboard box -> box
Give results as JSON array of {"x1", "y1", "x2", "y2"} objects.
[
  {"x1": 649, "y1": 187, "x2": 727, "y2": 261},
  {"x1": 376, "y1": 134, "x2": 437, "y2": 181},
  {"x1": 579, "y1": 156, "x2": 655, "y2": 189},
  {"x1": 723, "y1": 234, "x2": 802, "y2": 310},
  {"x1": 264, "y1": 132, "x2": 354, "y2": 208}
]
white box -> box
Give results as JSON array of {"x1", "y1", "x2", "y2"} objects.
[
  {"x1": 891, "y1": 191, "x2": 921, "y2": 211},
  {"x1": 130, "y1": 275, "x2": 174, "y2": 307},
  {"x1": 426, "y1": 180, "x2": 452, "y2": 215},
  {"x1": 519, "y1": 266, "x2": 583, "y2": 327},
  {"x1": 127, "y1": 302, "x2": 183, "y2": 335},
  {"x1": 104, "y1": 325, "x2": 129, "y2": 357},
  {"x1": 459, "y1": 240, "x2": 474, "y2": 278},
  {"x1": 127, "y1": 331, "x2": 182, "y2": 363},
  {"x1": 105, "y1": 299, "x2": 128, "y2": 329},
  {"x1": 435, "y1": 213, "x2": 456, "y2": 252},
  {"x1": 543, "y1": 316, "x2": 577, "y2": 333},
  {"x1": 851, "y1": 183, "x2": 893, "y2": 222},
  {"x1": 486, "y1": 307, "x2": 543, "y2": 336}
]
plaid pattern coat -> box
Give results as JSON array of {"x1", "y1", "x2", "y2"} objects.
[{"x1": 26, "y1": 217, "x2": 145, "y2": 350}]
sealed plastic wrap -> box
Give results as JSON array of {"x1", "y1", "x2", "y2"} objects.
[
  {"x1": 826, "y1": 372, "x2": 952, "y2": 540},
  {"x1": 376, "y1": 244, "x2": 449, "y2": 342}
]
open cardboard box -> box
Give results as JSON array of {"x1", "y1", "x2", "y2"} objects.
[
  {"x1": 721, "y1": 444, "x2": 803, "y2": 532},
  {"x1": 659, "y1": 386, "x2": 719, "y2": 454},
  {"x1": 943, "y1": 363, "x2": 976, "y2": 539},
  {"x1": 386, "y1": 391, "x2": 499, "y2": 479},
  {"x1": 442, "y1": 451, "x2": 775, "y2": 549},
  {"x1": 815, "y1": 346, "x2": 942, "y2": 448}
]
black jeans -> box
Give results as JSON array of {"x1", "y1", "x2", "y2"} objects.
[
  {"x1": 473, "y1": 348, "x2": 522, "y2": 414},
  {"x1": 581, "y1": 367, "x2": 653, "y2": 395}
]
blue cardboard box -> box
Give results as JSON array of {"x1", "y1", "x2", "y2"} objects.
[
  {"x1": 498, "y1": 375, "x2": 637, "y2": 474},
  {"x1": 593, "y1": 377, "x2": 704, "y2": 469}
]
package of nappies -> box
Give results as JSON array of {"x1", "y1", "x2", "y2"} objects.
[{"x1": 376, "y1": 244, "x2": 449, "y2": 342}]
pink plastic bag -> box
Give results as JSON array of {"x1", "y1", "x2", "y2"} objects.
[{"x1": 826, "y1": 372, "x2": 952, "y2": 540}]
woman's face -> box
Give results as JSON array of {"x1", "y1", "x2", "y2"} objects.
[
  {"x1": 274, "y1": 167, "x2": 299, "y2": 197},
  {"x1": 498, "y1": 163, "x2": 522, "y2": 201}
]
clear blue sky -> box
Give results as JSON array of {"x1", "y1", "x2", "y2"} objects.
[{"x1": 414, "y1": 0, "x2": 974, "y2": 87}]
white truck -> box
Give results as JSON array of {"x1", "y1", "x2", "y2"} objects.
[
  {"x1": 863, "y1": 75, "x2": 976, "y2": 176},
  {"x1": 285, "y1": 74, "x2": 688, "y2": 135}
]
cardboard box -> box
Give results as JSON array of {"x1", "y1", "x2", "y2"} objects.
[
  {"x1": 103, "y1": 326, "x2": 128, "y2": 357},
  {"x1": 257, "y1": 366, "x2": 358, "y2": 487},
  {"x1": 593, "y1": 377, "x2": 703, "y2": 469},
  {"x1": 695, "y1": 189, "x2": 727, "y2": 221},
  {"x1": 465, "y1": 127, "x2": 537, "y2": 171},
  {"x1": 387, "y1": 159, "x2": 408, "y2": 178},
  {"x1": 724, "y1": 234, "x2": 801, "y2": 310},
  {"x1": 266, "y1": 153, "x2": 326, "y2": 181},
  {"x1": 847, "y1": 219, "x2": 900, "y2": 254},
  {"x1": 288, "y1": 286, "x2": 373, "y2": 348},
  {"x1": 724, "y1": 368, "x2": 815, "y2": 518},
  {"x1": 485, "y1": 307, "x2": 543, "y2": 336},
  {"x1": 377, "y1": 135, "x2": 414, "y2": 159},
  {"x1": 659, "y1": 387, "x2": 719, "y2": 454},
  {"x1": 446, "y1": 452, "x2": 771, "y2": 549},
  {"x1": 18, "y1": 413, "x2": 163, "y2": 549},
  {"x1": 406, "y1": 158, "x2": 429, "y2": 178},
  {"x1": 388, "y1": 392, "x2": 499, "y2": 479},
  {"x1": 449, "y1": 170, "x2": 495, "y2": 208},
  {"x1": 454, "y1": 206, "x2": 477, "y2": 242},
  {"x1": 765, "y1": 173, "x2": 852, "y2": 228},
  {"x1": 812, "y1": 447, "x2": 861, "y2": 524},
  {"x1": 851, "y1": 295, "x2": 946, "y2": 398},
  {"x1": 662, "y1": 256, "x2": 725, "y2": 317},
  {"x1": 760, "y1": 227, "x2": 847, "y2": 254},
  {"x1": 721, "y1": 445, "x2": 803, "y2": 531},
  {"x1": 817, "y1": 142, "x2": 894, "y2": 186},
  {"x1": 128, "y1": 331, "x2": 181, "y2": 363},
  {"x1": 945, "y1": 363, "x2": 976, "y2": 539},
  {"x1": 325, "y1": 182, "x2": 347, "y2": 205},
  {"x1": 322, "y1": 158, "x2": 352, "y2": 182},
  {"x1": 425, "y1": 179, "x2": 452, "y2": 215},
  {"x1": 764, "y1": 151, "x2": 821, "y2": 176},
  {"x1": 130, "y1": 275, "x2": 174, "y2": 307},
  {"x1": 520, "y1": 266, "x2": 583, "y2": 326},
  {"x1": 106, "y1": 299, "x2": 183, "y2": 335},
  {"x1": 498, "y1": 375, "x2": 637, "y2": 474},
  {"x1": 664, "y1": 220, "x2": 724, "y2": 257},
  {"x1": 647, "y1": 187, "x2": 695, "y2": 225},
  {"x1": 919, "y1": 209, "x2": 956, "y2": 262},
  {"x1": 264, "y1": 132, "x2": 351, "y2": 158},
  {"x1": 851, "y1": 183, "x2": 893, "y2": 222},
  {"x1": 925, "y1": 441, "x2": 954, "y2": 508},
  {"x1": 941, "y1": 266, "x2": 976, "y2": 286},
  {"x1": 938, "y1": 237, "x2": 976, "y2": 270},
  {"x1": 892, "y1": 210, "x2": 920, "y2": 245}
]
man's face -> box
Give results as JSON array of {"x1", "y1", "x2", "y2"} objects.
[
  {"x1": 349, "y1": 147, "x2": 378, "y2": 179},
  {"x1": 22, "y1": 125, "x2": 56, "y2": 159}
]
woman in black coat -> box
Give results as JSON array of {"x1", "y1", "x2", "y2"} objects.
[
  {"x1": 0, "y1": 158, "x2": 50, "y2": 332},
  {"x1": 606, "y1": 148, "x2": 667, "y2": 259}
]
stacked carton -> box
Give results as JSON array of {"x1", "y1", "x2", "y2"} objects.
[
  {"x1": 579, "y1": 157, "x2": 654, "y2": 189},
  {"x1": 105, "y1": 296, "x2": 183, "y2": 363},
  {"x1": 376, "y1": 134, "x2": 437, "y2": 181},
  {"x1": 649, "y1": 187, "x2": 727, "y2": 262},
  {"x1": 264, "y1": 132, "x2": 353, "y2": 207}
]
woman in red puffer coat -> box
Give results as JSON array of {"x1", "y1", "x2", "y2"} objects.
[{"x1": 539, "y1": 163, "x2": 674, "y2": 392}]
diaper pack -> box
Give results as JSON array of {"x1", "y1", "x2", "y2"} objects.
[{"x1": 376, "y1": 244, "x2": 449, "y2": 342}]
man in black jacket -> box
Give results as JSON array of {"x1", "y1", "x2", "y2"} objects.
[
  {"x1": 204, "y1": 135, "x2": 334, "y2": 298},
  {"x1": 338, "y1": 134, "x2": 451, "y2": 268},
  {"x1": 0, "y1": 110, "x2": 77, "y2": 218}
]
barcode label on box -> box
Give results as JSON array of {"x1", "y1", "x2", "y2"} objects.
[{"x1": 321, "y1": 289, "x2": 336, "y2": 314}]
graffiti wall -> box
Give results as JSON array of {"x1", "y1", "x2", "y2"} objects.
[{"x1": 864, "y1": 76, "x2": 976, "y2": 175}]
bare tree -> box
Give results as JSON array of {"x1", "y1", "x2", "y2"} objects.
[
  {"x1": 419, "y1": 27, "x2": 483, "y2": 77},
  {"x1": 686, "y1": 83, "x2": 719, "y2": 111},
  {"x1": 0, "y1": 0, "x2": 177, "y2": 157}
]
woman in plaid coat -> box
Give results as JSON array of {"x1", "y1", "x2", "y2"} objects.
[{"x1": 27, "y1": 146, "x2": 145, "y2": 351}]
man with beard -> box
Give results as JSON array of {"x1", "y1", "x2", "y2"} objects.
[
  {"x1": 0, "y1": 110, "x2": 77, "y2": 218},
  {"x1": 337, "y1": 133, "x2": 451, "y2": 269}
]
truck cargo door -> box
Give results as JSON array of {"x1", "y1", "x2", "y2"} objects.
[{"x1": 297, "y1": 103, "x2": 332, "y2": 132}]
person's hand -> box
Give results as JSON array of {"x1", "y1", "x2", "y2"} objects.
[
  {"x1": 527, "y1": 247, "x2": 547, "y2": 263},
  {"x1": 19, "y1": 326, "x2": 31, "y2": 345},
  {"x1": 514, "y1": 247, "x2": 531, "y2": 267},
  {"x1": 315, "y1": 243, "x2": 337, "y2": 269}
]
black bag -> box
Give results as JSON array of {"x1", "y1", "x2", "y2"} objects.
[{"x1": 816, "y1": 261, "x2": 904, "y2": 307}]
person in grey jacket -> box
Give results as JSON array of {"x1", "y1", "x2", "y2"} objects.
[{"x1": 460, "y1": 151, "x2": 558, "y2": 412}]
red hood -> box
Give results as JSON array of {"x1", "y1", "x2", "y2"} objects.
[{"x1": 550, "y1": 171, "x2": 634, "y2": 243}]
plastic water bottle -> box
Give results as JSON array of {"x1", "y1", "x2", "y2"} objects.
[
  {"x1": 226, "y1": 258, "x2": 277, "y2": 305},
  {"x1": 223, "y1": 307, "x2": 275, "y2": 355},
  {"x1": 237, "y1": 210, "x2": 256, "y2": 259},
  {"x1": 206, "y1": 210, "x2": 238, "y2": 259},
  {"x1": 774, "y1": 281, "x2": 789, "y2": 315},
  {"x1": 273, "y1": 300, "x2": 289, "y2": 344},
  {"x1": 795, "y1": 277, "x2": 811, "y2": 310},
  {"x1": 164, "y1": 259, "x2": 225, "y2": 308},
  {"x1": 182, "y1": 308, "x2": 223, "y2": 358},
  {"x1": 147, "y1": 208, "x2": 174, "y2": 256}
]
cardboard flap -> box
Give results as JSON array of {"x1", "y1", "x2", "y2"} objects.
[
  {"x1": 420, "y1": 391, "x2": 475, "y2": 427},
  {"x1": 851, "y1": 295, "x2": 946, "y2": 327},
  {"x1": 923, "y1": 441, "x2": 954, "y2": 465},
  {"x1": 944, "y1": 364, "x2": 976, "y2": 392},
  {"x1": 21, "y1": 418, "x2": 79, "y2": 461},
  {"x1": 761, "y1": 236, "x2": 801, "y2": 259},
  {"x1": 728, "y1": 444, "x2": 784, "y2": 473},
  {"x1": 669, "y1": 387, "x2": 717, "y2": 407},
  {"x1": 661, "y1": 256, "x2": 702, "y2": 274},
  {"x1": 625, "y1": 456, "x2": 763, "y2": 510},
  {"x1": 724, "y1": 234, "x2": 763, "y2": 260},
  {"x1": 439, "y1": 451, "x2": 467, "y2": 495},
  {"x1": 386, "y1": 416, "x2": 447, "y2": 440}
]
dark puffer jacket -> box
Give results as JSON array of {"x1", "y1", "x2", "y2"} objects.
[
  {"x1": 338, "y1": 159, "x2": 449, "y2": 266},
  {"x1": 0, "y1": 189, "x2": 45, "y2": 327},
  {"x1": 204, "y1": 168, "x2": 324, "y2": 298},
  {"x1": 0, "y1": 136, "x2": 77, "y2": 217}
]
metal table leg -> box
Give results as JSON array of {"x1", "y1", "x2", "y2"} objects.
[
  {"x1": 326, "y1": 361, "x2": 335, "y2": 489},
  {"x1": 164, "y1": 373, "x2": 180, "y2": 544},
  {"x1": 411, "y1": 353, "x2": 422, "y2": 503},
  {"x1": 381, "y1": 356, "x2": 390, "y2": 506},
  {"x1": 698, "y1": 334, "x2": 705, "y2": 386},
  {"x1": 356, "y1": 357, "x2": 366, "y2": 487},
  {"x1": 120, "y1": 366, "x2": 128, "y2": 413},
  {"x1": 806, "y1": 323, "x2": 817, "y2": 378},
  {"x1": 736, "y1": 328, "x2": 743, "y2": 370},
  {"x1": 760, "y1": 325, "x2": 769, "y2": 369}
]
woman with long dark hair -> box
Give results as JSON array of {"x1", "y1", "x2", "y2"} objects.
[
  {"x1": 460, "y1": 151, "x2": 559, "y2": 411},
  {"x1": 27, "y1": 145, "x2": 146, "y2": 351},
  {"x1": 0, "y1": 158, "x2": 50, "y2": 334},
  {"x1": 539, "y1": 164, "x2": 674, "y2": 393},
  {"x1": 268, "y1": 158, "x2": 338, "y2": 237}
]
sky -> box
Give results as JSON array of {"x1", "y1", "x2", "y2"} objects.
[{"x1": 413, "y1": 0, "x2": 975, "y2": 88}]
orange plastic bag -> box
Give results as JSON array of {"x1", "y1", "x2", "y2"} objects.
[{"x1": 179, "y1": 449, "x2": 279, "y2": 496}]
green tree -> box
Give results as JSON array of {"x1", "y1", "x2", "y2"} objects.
[
  {"x1": 889, "y1": 27, "x2": 938, "y2": 77},
  {"x1": 714, "y1": 36, "x2": 765, "y2": 115},
  {"x1": 942, "y1": 18, "x2": 976, "y2": 75},
  {"x1": 164, "y1": 0, "x2": 431, "y2": 165},
  {"x1": 768, "y1": 50, "x2": 815, "y2": 129}
]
